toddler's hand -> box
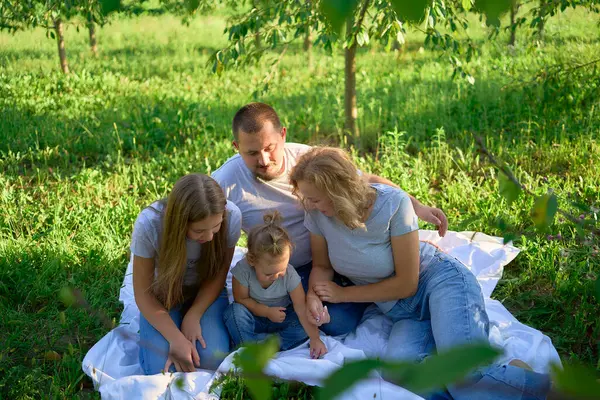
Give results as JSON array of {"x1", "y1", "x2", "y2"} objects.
[
  {"x1": 309, "y1": 338, "x2": 328, "y2": 359},
  {"x1": 267, "y1": 307, "x2": 286, "y2": 323}
]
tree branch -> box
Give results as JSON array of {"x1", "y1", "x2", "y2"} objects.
[
  {"x1": 354, "y1": 0, "x2": 372, "y2": 33},
  {"x1": 474, "y1": 136, "x2": 600, "y2": 236}
]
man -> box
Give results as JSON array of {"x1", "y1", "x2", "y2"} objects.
[{"x1": 212, "y1": 102, "x2": 448, "y2": 336}]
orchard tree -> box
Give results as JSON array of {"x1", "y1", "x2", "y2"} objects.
[
  {"x1": 202, "y1": 0, "x2": 508, "y2": 143},
  {"x1": 0, "y1": 0, "x2": 121, "y2": 72},
  {"x1": 83, "y1": 0, "x2": 122, "y2": 56},
  {"x1": 502, "y1": 0, "x2": 600, "y2": 46},
  {"x1": 201, "y1": 0, "x2": 599, "y2": 143}
]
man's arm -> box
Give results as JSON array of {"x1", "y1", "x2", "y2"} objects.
[{"x1": 365, "y1": 173, "x2": 448, "y2": 237}]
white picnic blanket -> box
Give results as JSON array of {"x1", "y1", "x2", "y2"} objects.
[{"x1": 82, "y1": 230, "x2": 561, "y2": 399}]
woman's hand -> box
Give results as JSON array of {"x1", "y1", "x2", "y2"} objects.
[
  {"x1": 306, "y1": 293, "x2": 330, "y2": 326},
  {"x1": 313, "y1": 281, "x2": 346, "y2": 303},
  {"x1": 164, "y1": 333, "x2": 200, "y2": 373}
]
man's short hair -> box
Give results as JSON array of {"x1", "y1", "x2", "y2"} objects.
[{"x1": 232, "y1": 102, "x2": 282, "y2": 140}]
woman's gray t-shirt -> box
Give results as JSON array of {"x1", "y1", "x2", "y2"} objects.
[
  {"x1": 304, "y1": 184, "x2": 435, "y2": 313},
  {"x1": 129, "y1": 200, "x2": 242, "y2": 287},
  {"x1": 231, "y1": 257, "x2": 302, "y2": 308}
]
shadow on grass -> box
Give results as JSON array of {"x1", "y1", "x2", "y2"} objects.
[
  {"x1": 1, "y1": 54, "x2": 598, "y2": 177},
  {"x1": 0, "y1": 245, "x2": 123, "y2": 398}
]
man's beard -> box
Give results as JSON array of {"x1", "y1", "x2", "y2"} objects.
[{"x1": 254, "y1": 162, "x2": 283, "y2": 181}]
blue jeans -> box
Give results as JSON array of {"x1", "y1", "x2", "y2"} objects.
[
  {"x1": 295, "y1": 261, "x2": 370, "y2": 337},
  {"x1": 223, "y1": 302, "x2": 308, "y2": 351},
  {"x1": 385, "y1": 250, "x2": 552, "y2": 400},
  {"x1": 139, "y1": 289, "x2": 230, "y2": 375}
]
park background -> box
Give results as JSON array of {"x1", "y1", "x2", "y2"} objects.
[{"x1": 0, "y1": 0, "x2": 599, "y2": 398}]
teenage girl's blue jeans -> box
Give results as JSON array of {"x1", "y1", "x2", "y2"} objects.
[
  {"x1": 138, "y1": 289, "x2": 230, "y2": 375},
  {"x1": 385, "y1": 250, "x2": 552, "y2": 399}
]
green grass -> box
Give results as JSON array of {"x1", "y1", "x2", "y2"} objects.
[{"x1": 1, "y1": 6, "x2": 599, "y2": 398}]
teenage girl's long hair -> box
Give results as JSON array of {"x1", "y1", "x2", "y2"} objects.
[{"x1": 152, "y1": 174, "x2": 228, "y2": 309}]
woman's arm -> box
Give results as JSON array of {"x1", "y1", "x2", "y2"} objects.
[
  {"x1": 315, "y1": 230, "x2": 420, "y2": 303},
  {"x1": 306, "y1": 233, "x2": 335, "y2": 325},
  {"x1": 307, "y1": 233, "x2": 335, "y2": 295}
]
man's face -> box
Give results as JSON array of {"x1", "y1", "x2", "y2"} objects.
[{"x1": 233, "y1": 120, "x2": 287, "y2": 181}]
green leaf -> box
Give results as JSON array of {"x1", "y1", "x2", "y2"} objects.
[
  {"x1": 356, "y1": 31, "x2": 365, "y2": 46},
  {"x1": 59, "y1": 287, "x2": 75, "y2": 307},
  {"x1": 50, "y1": 30, "x2": 55, "y2": 40},
  {"x1": 174, "y1": 376, "x2": 185, "y2": 390},
  {"x1": 502, "y1": 232, "x2": 516, "y2": 244},
  {"x1": 185, "y1": 0, "x2": 201, "y2": 14},
  {"x1": 475, "y1": 0, "x2": 513, "y2": 27},
  {"x1": 462, "y1": 0, "x2": 473, "y2": 11},
  {"x1": 44, "y1": 350, "x2": 61, "y2": 361},
  {"x1": 551, "y1": 363, "x2": 600, "y2": 398},
  {"x1": 320, "y1": 0, "x2": 360, "y2": 33},
  {"x1": 390, "y1": 0, "x2": 429, "y2": 23},
  {"x1": 100, "y1": 0, "x2": 121, "y2": 15},
  {"x1": 498, "y1": 171, "x2": 521, "y2": 205},
  {"x1": 595, "y1": 275, "x2": 600, "y2": 302},
  {"x1": 236, "y1": 336, "x2": 280, "y2": 400},
  {"x1": 531, "y1": 193, "x2": 558, "y2": 231},
  {"x1": 382, "y1": 343, "x2": 502, "y2": 393},
  {"x1": 318, "y1": 359, "x2": 383, "y2": 400}
]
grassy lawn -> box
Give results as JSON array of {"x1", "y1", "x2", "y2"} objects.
[{"x1": 0, "y1": 7, "x2": 599, "y2": 399}]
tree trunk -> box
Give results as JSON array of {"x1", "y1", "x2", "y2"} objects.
[
  {"x1": 537, "y1": 0, "x2": 546, "y2": 39},
  {"x1": 344, "y1": 18, "x2": 358, "y2": 141},
  {"x1": 254, "y1": 32, "x2": 262, "y2": 49},
  {"x1": 304, "y1": 28, "x2": 313, "y2": 69},
  {"x1": 88, "y1": 18, "x2": 98, "y2": 56},
  {"x1": 509, "y1": 3, "x2": 517, "y2": 46},
  {"x1": 252, "y1": 0, "x2": 261, "y2": 50},
  {"x1": 54, "y1": 18, "x2": 69, "y2": 74}
]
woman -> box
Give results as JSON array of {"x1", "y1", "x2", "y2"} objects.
[
  {"x1": 290, "y1": 147, "x2": 552, "y2": 399},
  {"x1": 131, "y1": 174, "x2": 241, "y2": 374}
]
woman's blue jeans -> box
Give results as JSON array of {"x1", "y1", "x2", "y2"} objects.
[{"x1": 385, "y1": 251, "x2": 552, "y2": 400}]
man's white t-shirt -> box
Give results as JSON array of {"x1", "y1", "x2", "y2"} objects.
[{"x1": 212, "y1": 143, "x2": 312, "y2": 267}]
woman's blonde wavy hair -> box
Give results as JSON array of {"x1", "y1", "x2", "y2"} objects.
[
  {"x1": 247, "y1": 211, "x2": 293, "y2": 263},
  {"x1": 290, "y1": 147, "x2": 376, "y2": 230},
  {"x1": 151, "y1": 174, "x2": 228, "y2": 310}
]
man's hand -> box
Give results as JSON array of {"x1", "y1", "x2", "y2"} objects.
[{"x1": 415, "y1": 204, "x2": 448, "y2": 237}]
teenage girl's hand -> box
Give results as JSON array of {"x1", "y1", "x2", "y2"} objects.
[
  {"x1": 309, "y1": 337, "x2": 328, "y2": 359},
  {"x1": 306, "y1": 293, "x2": 330, "y2": 326},
  {"x1": 181, "y1": 312, "x2": 207, "y2": 349},
  {"x1": 164, "y1": 333, "x2": 200, "y2": 373},
  {"x1": 267, "y1": 307, "x2": 287, "y2": 323}
]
